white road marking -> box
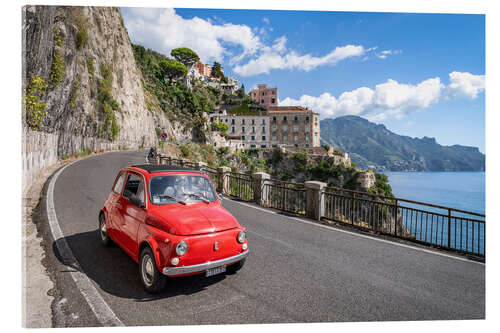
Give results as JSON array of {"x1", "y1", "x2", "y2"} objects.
[
  {"x1": 222, "y1": 197, "x2": 485, "y2": 266},
  {"x1": 46, "y1": 157, "x2": 124, "y2": 326}
]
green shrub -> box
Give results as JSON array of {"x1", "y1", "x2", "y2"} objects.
[
  {"x1": 49, "y1": 27, "x2": 65, "y2": 88},
  {"x1": 74, "y1": 11, "x2": 89, "y2": 50},
  {"x1": 24, "y1": 74, "x2": 48, "y2": 128},
  {"x1": 323, "y1": 144, "x2": 331, "y2": 151},
  {"x1": 86, "y1": 56, "x2": 94, "y2": 77},
  {"x1": 96, "y1": 63, "x2": 120, "y2": 140},
  {"x1": 69, "y1": 79, "x2": 80, "y2": 108}
]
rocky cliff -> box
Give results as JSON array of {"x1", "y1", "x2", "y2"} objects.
[{"x1": 22, "y1": 6, "x2": 188, "y2": 158}]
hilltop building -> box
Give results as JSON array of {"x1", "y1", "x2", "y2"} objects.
[
  {"x1": 250, "y1": 84, "x2": 278, "y2": 107},
  {"x1": 267, "y1": 106, "x2": 320, "y2": 148}
]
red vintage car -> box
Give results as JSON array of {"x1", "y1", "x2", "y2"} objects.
[{"x1": 99, "y1": 164, "x2": 249, "y2": 293}]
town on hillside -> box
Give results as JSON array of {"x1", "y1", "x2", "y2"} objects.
[{"x1": 187, "y1": 61, "x2": 344, "y2": 159}]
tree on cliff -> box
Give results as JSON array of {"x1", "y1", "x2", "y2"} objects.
[
  {"x1": 211, "y1": 62, "x2": 224, "y2": 79},
  {"x1": 158, "y1": 59, "x2": 187, "y2": 83},
  {"x1": 170, "y1": 47, "x2": 200, "y2": 69}
]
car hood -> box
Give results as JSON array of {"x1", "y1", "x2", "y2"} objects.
[{"x1": 150, "y1": 203, "x2": 240, "y2": 236}]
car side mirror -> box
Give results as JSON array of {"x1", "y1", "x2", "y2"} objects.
[{"x1": 130, "y1": 195, "x2": 145, "y2": 209}]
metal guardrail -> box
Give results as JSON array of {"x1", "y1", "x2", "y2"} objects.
[
  {"x1": 262, "y1": 180, "x2": 306, "y2": 215},
  {"x1": 322, "y1": 187, "x2": 485, "y2": 257},
  {"x1": 152, "y1": 152, "x2": 485, "y2": 257},
  {"x1": 225, "y1": 172, "x2": 254, "y2": 201}
]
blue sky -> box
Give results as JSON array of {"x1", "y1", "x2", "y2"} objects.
[{"x1": 121, "y1": 8, "x2": 485, "y2": 152}]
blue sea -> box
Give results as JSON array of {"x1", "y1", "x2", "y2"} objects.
[
  {"x1": 385, "y1": 172, "x2": 485, "y2": 215},
  {"x1": 384, "y1": 172, "x2": 485, "y2": 254}
]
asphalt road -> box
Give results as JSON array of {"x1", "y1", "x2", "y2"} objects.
[{"x1": 45, "y1": 149, "x2": 484, "y2": 326}]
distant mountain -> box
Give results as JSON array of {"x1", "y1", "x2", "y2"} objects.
[{"x1": 320, "y1": 116, "x2": 485, "y2": 172}]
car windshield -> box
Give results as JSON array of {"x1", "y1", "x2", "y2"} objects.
[{"x1": 149, "y1": 174, "x2": 217, "y2": 205}]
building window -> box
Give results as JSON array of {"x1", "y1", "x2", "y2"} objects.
[
  {"x1": 272, "y1": 116, "x2": 277, "y2": 124},
  {"x1": 262, "y1": 126, "x2": 266, "y2": 133},
  {"x1": 252, "y1": 126, "x2": 255, "y2": 133},
  {"x1": 306, "y1": 144, "x2": 310, "y2": 147},
  {"x1": 252, "y1": 119, "x2": 255, "y2": 125},
  {"x1": 262, "y1": 119, "x2": 266, "y2": 125},
  {"x1": 272, "y1": 135, "x2": 277, "y2": 141},
  {"x1": 261, "y1": 144, "x2": 266, "y2": 148},
  {"x1": 271, "y1": 98, "x2": 275, "y2": 104},
  {"x1": 293, "y1": 125, "x2": 298, "y2": 132},
  {"x1": 242, "y1": 119, "x2": 245, "y2": 125},
  {"x1": 294, "y1": 116, "x2": 298, "y2": 122},
  {"x1": 272, "y1": 125, "x2": 277, "y2": 132},
  {"x1": 251, "y1": 144, "x2": 256, "y2": 148},
  {"x1": 306, "y1": 116, "x2": 310, "y2": 123},
  {"x1": 261, "y1": 99, "x2": 264, "y2": 103},
  {"x1": 231, "y1": 119, "x2": 235, "y2": 125},
  {"x1": 225, "y1": 119, "x2": 228, "y2": 123},
  {"x1": 251, "y1": 136, "x2": 255, "y2": 141},
  {"x1": 231, "y1": 126, "x2": 235, "y2": 133},
  {"x1": 305, "y1": 126, "x2": 310, "y2": 132},
  {"x1": 283, "y1": 116, "x2": 287, "y2": 123},
  {"x1": 305, "y1": 135, "x2": 309, "y2": 142},
  {"x1": 262, "y1": 136, "x2": 266, "y2": 141},
  {"x1": 294, "y1": 135, "x2": 298, "y2": 141},
  {"x1": 282, "y1": 136, "x2": 287, "y2": 142},
  {"x1": 283, "y1": 125, "x2": 288, "y2": 132},
  {"x1": 242, "y1": 135, "x2": 246, "y2": 140}
]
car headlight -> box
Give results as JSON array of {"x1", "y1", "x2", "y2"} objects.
[
  {"x1": 176, "y1": 240, "x2": 188, "y2": 256},
  {"x1": 237, "y1": 231, "x2": 246, "y2": 244}
]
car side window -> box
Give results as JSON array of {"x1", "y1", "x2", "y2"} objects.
[
  {"x1": 112, "y1": 172, "x2": 126, "y2": 194},
  {"x1": 123, "y1": 173, "x2": 144, "y2": 205}
]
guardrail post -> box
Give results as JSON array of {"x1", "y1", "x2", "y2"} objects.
[
  {"x1": 251, "y1": 172, "x2": 271, "y2": 206},
  {"x1": 447, "y1": 209, "x2": 451, "y2": 249},
  {"x1": 196, "y1": 161, "x2": 207, "y2": 171},
  {"x1": 217, "y1": 166, "x2": 231, "y2": 194},
  {"x1": 305, "y1": 181, "x2": 327, "y2": 221}
]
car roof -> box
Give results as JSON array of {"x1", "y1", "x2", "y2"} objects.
[{"x1": 128, "y1": 164, "x2": 203, "y2": 174}]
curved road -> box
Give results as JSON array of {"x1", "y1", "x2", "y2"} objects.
[{"x1": 45, "y1": 150, "x2": 484, "y2": 326}]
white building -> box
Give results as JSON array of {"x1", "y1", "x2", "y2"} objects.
[{"x1": 216, "y1": 114, "x2": 270, "y2": 148}]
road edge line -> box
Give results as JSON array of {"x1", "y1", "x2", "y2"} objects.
[
  {"x1": 223, "y1": 197, "x2": 485, "y2": 266},
  {"x1": 46, "y1": 157, "x2": 124, "y2": 326}
]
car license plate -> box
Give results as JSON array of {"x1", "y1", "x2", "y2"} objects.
[{"x1": 206, "y1": 265, "x2": 226, "y2": 277}]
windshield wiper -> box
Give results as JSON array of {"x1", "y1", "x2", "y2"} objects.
[
  {"x1": 156, "y1": 194, "x2": 186, "y2": 205},
  {"x1": 184, "y1": 193, "x2": 209, "y2": 204}
]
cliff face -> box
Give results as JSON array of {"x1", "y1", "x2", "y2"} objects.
[{"x1": 23, "y1": 6, "x2": 176, "y2": 157}]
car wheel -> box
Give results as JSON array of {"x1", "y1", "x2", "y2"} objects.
[
  {"x1": 139, "y1": 247, "x2": 166, "y2": 294},
  {"x1": 227, "y1": 258, "x2": 246, "y2": 274},
  {"x1": 99, "y1": 213, "x2": 111, "y2": 246}
]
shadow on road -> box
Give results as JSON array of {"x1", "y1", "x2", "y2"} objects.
[{"x1": 52, "y1": 229, "x2": 226, "y2": 301}]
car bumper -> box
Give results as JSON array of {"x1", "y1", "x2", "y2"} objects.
[{"x1": 162, "y1": 250, "x2": 249, "y2": 277}]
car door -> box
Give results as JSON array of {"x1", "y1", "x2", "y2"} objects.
[
  {"x1": 120, "y1": 172, "x2": 147, "y2": 258},
  {"x1": 107, "y1": 171, "x2": 126, "y2": 243}
]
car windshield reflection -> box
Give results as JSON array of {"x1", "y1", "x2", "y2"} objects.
[{"x1": 149, "y1": 175, "x2": 216, "y2": 205}]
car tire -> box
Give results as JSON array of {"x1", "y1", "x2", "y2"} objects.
[
  {"x1": 227, "y1": 258, "x2": 246, "y2": 274},
  {"x1": 139, "y1": 247, "x2": 166, "y2": 294},
  {"x1": 99, "y1": 213, "x2": 112, "y2": 246}
]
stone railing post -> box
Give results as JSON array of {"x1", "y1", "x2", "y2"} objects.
[
  {"x1": 305, "y1": 181, "x2": 327, "y2": 221},
  {"x1": 196, "y1": 161, "x2": 207, "y2": 171},
  {"x1": 217, "y1": 166, "x2": 231, "y2": 194},
  {"x1": 251, "y1": 172, "x2": 271, "y2": 206}
]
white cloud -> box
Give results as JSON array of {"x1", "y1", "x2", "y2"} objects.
[
  {"x1": 280, "y1": 72, "x2": 483, "y2": 121},
  {"x1": 376, "y1": 49, "x2": 402, "y2": 59},
  {"x1": 123, "y1": 8, "x2": 262, "y2": 63},
  {"x1": 262, "y1": 17, "x2": 270, "y2": 25},
  {"x1": 233, "y1": 43, "x2": 366, "y2": 76},
  {"x1": 445, "y1": 71, "x2": 485, "y2": 99}
]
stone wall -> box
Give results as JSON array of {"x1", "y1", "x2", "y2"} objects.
[{"x1": 22, "y1": 128, "x2": 135, "y2": 195}]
